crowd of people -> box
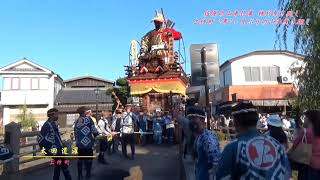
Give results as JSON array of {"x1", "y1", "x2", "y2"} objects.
[
  {"x1": 1, "y1": 98, "x2": 316, "y2": 180},
  {"x1": 180, "y1": 102, "x2": 320, "y2": 180},
  {"x1": 36, "y1": 102, "x2": 177, "y2": 180}
]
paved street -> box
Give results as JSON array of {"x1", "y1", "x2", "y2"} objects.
[{"x1": 0, "y1": 144, "x2": 180, "y2": 180}]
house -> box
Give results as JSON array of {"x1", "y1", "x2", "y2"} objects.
[
  {"x1": 0, "y1": 58, "x2": 64, "y2": 126},
  {"x1": 203, "y1": 50, "x2": 304, "y2": 114},
  {"x1": 54, "y1": 76, "x2": 114, "y2": 127}
]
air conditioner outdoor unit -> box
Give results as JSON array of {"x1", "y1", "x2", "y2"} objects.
[{"x1": 277, "y1": 76, "x2": 293, "y2": 84}]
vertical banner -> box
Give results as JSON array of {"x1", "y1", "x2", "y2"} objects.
[{"x1": 130, "y1": 40, "x2": 138, "y2": 66}]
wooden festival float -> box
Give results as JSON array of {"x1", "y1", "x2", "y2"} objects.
[{"x1": 125, "y1": 9, "x2": 188, "y2": 112}]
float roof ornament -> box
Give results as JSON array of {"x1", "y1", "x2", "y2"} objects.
[{"x1": 151, "y1": 10, "x2": 165, "y2": 23}]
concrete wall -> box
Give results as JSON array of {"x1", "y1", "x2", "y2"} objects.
[
  {"x1": 3, "y1": 106, "x2": 48, "y2": 127},
  {"x1": 213, "y1": 84, "x2": 297, "y2": 104}
]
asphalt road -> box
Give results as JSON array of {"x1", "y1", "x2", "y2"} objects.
[{"x1": 0, "y1": 144, "x2": 180, "y2": 180}]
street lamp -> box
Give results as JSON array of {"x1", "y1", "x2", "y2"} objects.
[{"x1": 94, "y1": 87, "x2": 100, "y2": 119}]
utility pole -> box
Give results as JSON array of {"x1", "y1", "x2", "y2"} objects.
[
  {"x1": 94, "y1": 87, "x2": 100, "y2": 119},
  {"x1": 201, "y1": 47, "x2": 211, "y2": 130}
]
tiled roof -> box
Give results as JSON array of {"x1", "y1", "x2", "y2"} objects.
[
  {"x1": 55, "y1": 88, "x2": 113, "y2": 105},
  {"x1": 64, "y1": 76, "x2": 114, "y2": 84}
]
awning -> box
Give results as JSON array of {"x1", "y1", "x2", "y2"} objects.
[
  {"x1": 251, "y1": 100, "x2": 293, "y2": 106},
  {"x1": 129, "y1": 78, "x2": 187, "y2": 95}
]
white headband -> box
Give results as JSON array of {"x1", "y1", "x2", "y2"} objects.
[
  {"x1": 187, "y1": 114, "x2": 206, "y2": 119},
  {"x1": 232, "y1": 108, "x2": 257, "y2": 115}
]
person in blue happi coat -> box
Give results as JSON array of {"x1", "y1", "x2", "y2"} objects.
[
  {"x1": 137, "y1": 110, "x2": 148, "y2": 146},
  {"x1": 74, "y1": 106, "x2": 98, "y2": 179},
  {"x1": 38, "y1": 108, "x2": 71, "y2": 180},
  {"x1": 164, "y1": 112, "x2": 175, "y2": 144},
  {"x1": 187, "y1": 107, "x2": 221, "y2": 180},
  {"x1": 216, "y1": 102, "x2": 291, "y2": 180}
]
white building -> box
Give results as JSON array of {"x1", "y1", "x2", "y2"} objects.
[
  {"x1": 0, "y1": 58, "x2": 64, "y2": 126},
  {"x1": 213, "y1": 50, "x2": 304, "y2": 114},
  {"x1": 219, "y1": 50, "x2": 304, "y2": 87}
]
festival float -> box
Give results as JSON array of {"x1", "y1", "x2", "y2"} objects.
[{"x1": 125, "y1": 9, "x2": 188, "y2": 112}]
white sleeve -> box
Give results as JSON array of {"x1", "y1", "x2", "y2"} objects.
[
  {"x1": 97, "y1": 120, "x2": 108, "y2": 135},
  {"x1": 111, "y1": 117, "x2": 116, "y2": 131},
  {"x1": 106, "y1": 121, "x2": 112, "y2": 133}
]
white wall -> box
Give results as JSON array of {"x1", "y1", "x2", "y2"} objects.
[
  {"x1": 2, "y1": 106, "x2": 48, "y2": 125},
  {"x1": 3, "y1": 107, "x2": 10, "y2": 126},
  {"x1": 221, "y1": 54, "x2": 301, "y2": 86},
  {"x1": 1, "y1": 74, "x2": 52, "y2": 105}
]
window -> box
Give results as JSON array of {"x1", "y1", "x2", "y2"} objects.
[
  {"x1": 270, "y1": 66, "x2": 280, "y2": 81},
  {"x1": 20, "y1": 78, "x2": 31, "y2": 90},
  {"x1": 31, "y1": 78, "x2": 39, "y2": 89},
  {"x1": 39, "y1": 78, "x2": 48, "y2": 89},
  {"x1": 223, "y1": 70, "x2": 230, "y2": 86},
  {"x1": 243, "y1": 67, "x2": 261, "y2": 82},
  {"x1": 262, "y1": 66, "x2": 280, "y2": 81},
  {"x1": 243, "y1": 67, "x2": 252, "y2": 81},
  {"x1": 251, "y1": 67, "x2": 261, "y2": 81},
  {"x1": 11, "y1": 78, "x2": 20, "y2": 90},
  {"x1": 3, "y1": 78, "x2": 11, "y2": 90}
]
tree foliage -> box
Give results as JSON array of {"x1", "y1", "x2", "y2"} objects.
[
  {"x1": 106, "y1": 77, "x2": 130, "y2": 111},
  {"x1": 276, "y1": 0, "x2": 320, "y2": 110},
  {"x1": 16, "y1": 104, "x2": 37, "y2": 130}
]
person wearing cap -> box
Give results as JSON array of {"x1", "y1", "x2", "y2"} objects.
[
  {"x1": 216, "y1": 102, "x2": 291, "y2": 180},
  {"x1": 140, "y1": 11, "x2": 182, "y2": 57},
  {"x1": 121, "y1": 104, "x2": 137, "y2": 160},
  {"x1": 187, "y1": 107, "x2": 221, "y2": 180},
  {"x1": 266, "y1": 114, "x2": 289, "y2": 150},
  {"x1": 74, "y1": 106, "x2": 98, "y2": 179},
  {"x1": 38, "y1": 108, "x2": 71, "y2": 180}
]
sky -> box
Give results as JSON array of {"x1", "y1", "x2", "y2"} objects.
[{"x1": 0, "y1": 0, "x2": 295, "y2": 88}]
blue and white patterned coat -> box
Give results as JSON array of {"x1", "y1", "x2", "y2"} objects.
[
  {"x1": 0, "y1": 145, "x2": 13, "y2": 161},
  {"x1": 74, "y1": 116, "x2": 98, "y2": 149},
  {"x1": 38, "y1": 119, "x2": 63, "y2": 156},
  {"x1": 195, "y1": 129, "x2": 221, "y2": 180},
  {"x1": 216, "y1": 129, "x2": 291, "y2": 180}
]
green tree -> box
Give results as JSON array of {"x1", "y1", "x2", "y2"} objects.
[
  {"x1": 106, "y1": 77, "x2": 130, "y2": 111},
  {"x1": 277, "y1": 0, "x2": 320, "y2": 110},
  {"x1": 16, "y1": 104, "x2": 37, "y2": 130}
]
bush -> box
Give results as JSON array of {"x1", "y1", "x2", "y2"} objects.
[
  {"x1": 16, "y1": 104, "x2": 37, "y2": 130},
  {"x1": 213, "y1": 130, "x2": 226, "y2": 141}
]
